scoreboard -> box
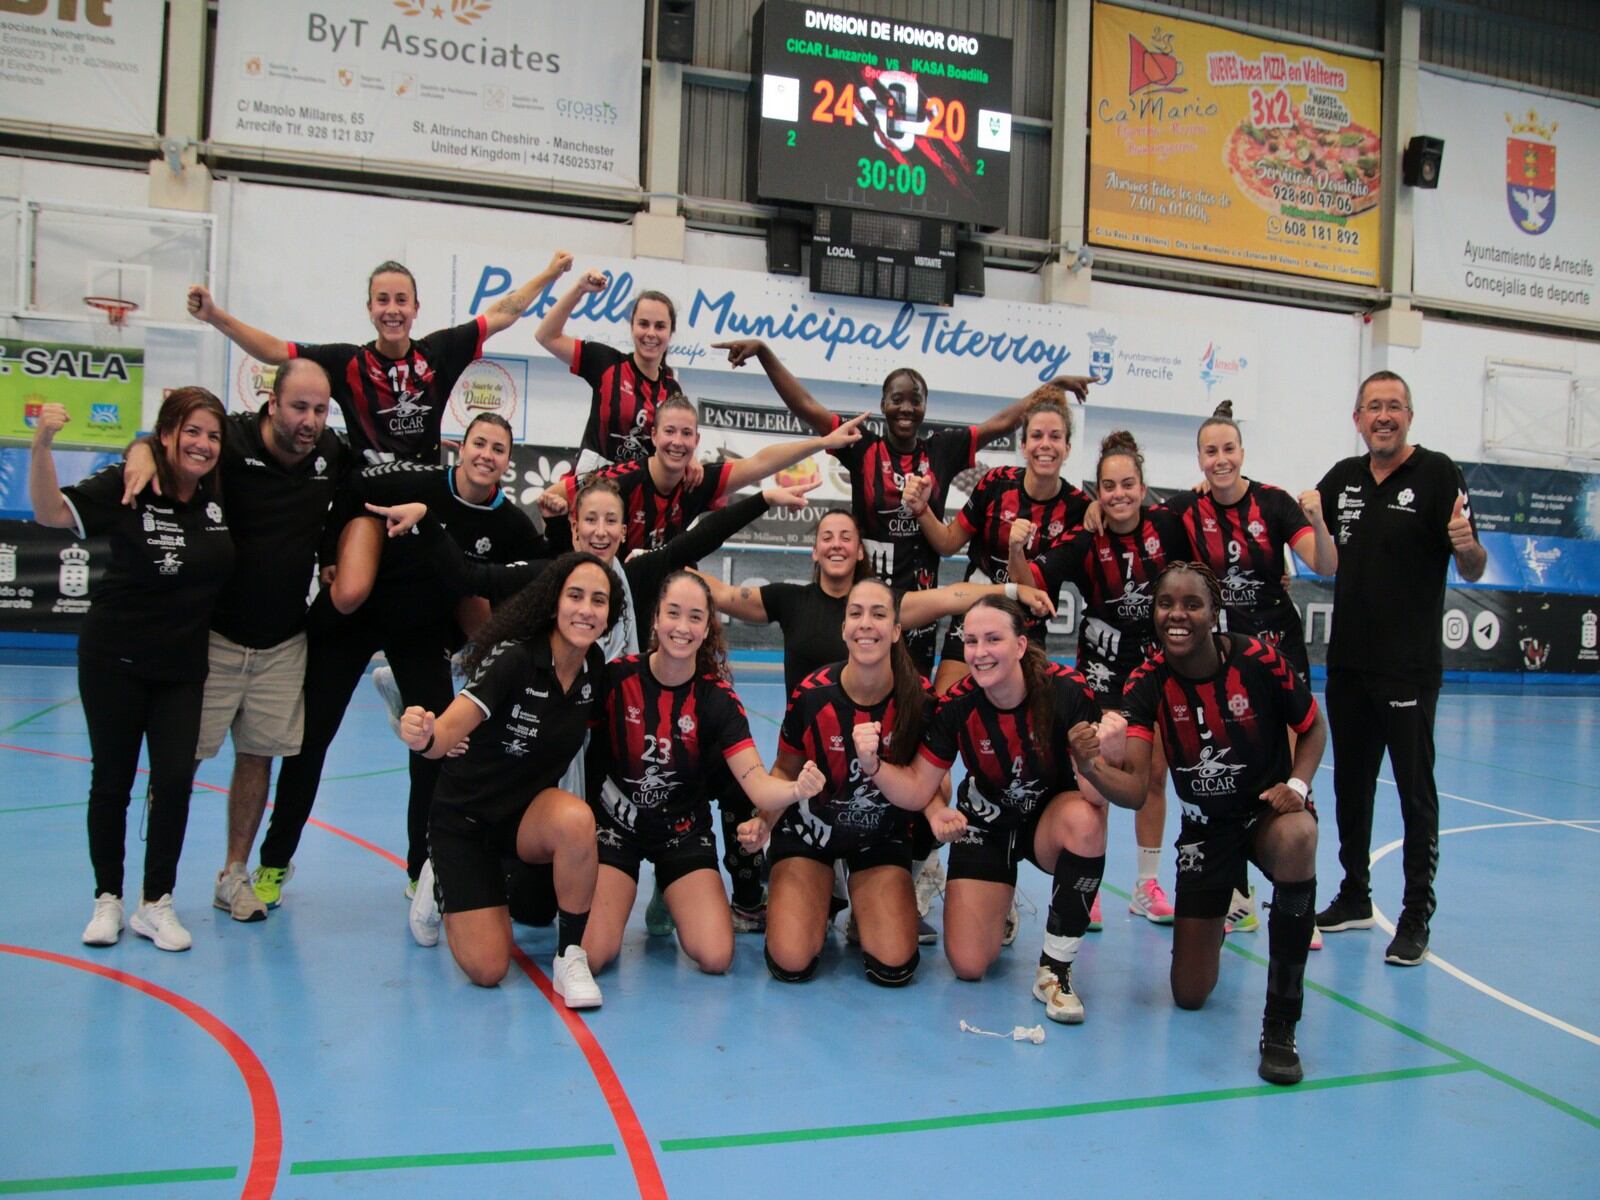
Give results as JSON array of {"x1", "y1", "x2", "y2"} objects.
[{"x1": 754, "y1": 3, "x2": 1014, "y2": 228}]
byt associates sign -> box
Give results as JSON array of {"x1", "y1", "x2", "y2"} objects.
[
  {"x1": 211, "y1": 0, "x2": 643, "y2": 189},
  {"x1": 1413, "y1": 72, "x2": 1598, "y2": 326},
  {"x1": 1088, "y1": 3, "x2": 1383, "y2": 286}
]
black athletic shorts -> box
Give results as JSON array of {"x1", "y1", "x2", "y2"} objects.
[
  {"x1": 1172, "y1": 800, "x2": 1318, "y2": 919},
  {"x1": 947, "y1": 799, "x2": 1048, "y2": 888},
  {"x1": 769, "y1": 814, "x2": 913, "y2": 875},
  {"x1": 594, "y1": 803, "x2": 719, "y2": 889},
  {"x1": 504, "y1": 858, "x2": 557, "y2": 926},
  {"x1": 430, "y1": 802, "x2": 525, "y2": 915}
]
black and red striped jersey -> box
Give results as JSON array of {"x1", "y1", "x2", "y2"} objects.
[
  {"x1": 586, "y1": 655, "x2": 755, "y2": 843},
  {"x1": 920, "y1": 663, "x2": 1100, "y2": 828},
  {"x1": 1165, "y1": 483, "x2": 1311, "y2": 630},
  {"x1": 830, "y1": 421, "x2": 976, "y2": 592},
  {"x1": 1123, "y1": 634, "x2": 1317, "y2": 825},
  {"x1": 572, "y1": 340, "x2": 682, "y2": 466},
  {"x1": 777, "y1": 663, "x2": 935, "y2": 848},
  {"x1": 1030, "y1": 506, "x2": 1191, "y2": 696},
  {"x1": 289, "y1": 316, "x2": 486, "y2": 464},
  {"x1": 563, "y1": 458, "x2": 735, "y2": 553},
  {"x1": 956, "y1": 466, "x2": 1091, "y2": 584}
]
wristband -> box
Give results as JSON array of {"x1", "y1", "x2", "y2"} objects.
[
  {"x1": 1004, "y1": 581, "x2": 1019, "y2": 601},
  {"x1": 1285, "y1": 777, "x2": 1309, "y2": 800},
  {"x1": 417, "y1": 732, "x2": 435, "y2": 755}
]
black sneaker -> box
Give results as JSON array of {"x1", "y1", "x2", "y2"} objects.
[
  {"x1": 1384, "y1": 913, "x2": 1430, "y2": 966},
  {"x1": 1315, "y1": 890, "x2": 1375, "y2": 931},
  {"x1": 1257, "y1": 1018, "x2": 1303, "y2": 1085}
]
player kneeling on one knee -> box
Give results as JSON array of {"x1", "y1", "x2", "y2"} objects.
[{"x1": 1078, "y1": 562, "x2": 1325, "y2": 1085}]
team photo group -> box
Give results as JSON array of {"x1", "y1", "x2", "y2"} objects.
[{"x1": 26, "y1": 250, "x2": 1487, "y2": 1090}]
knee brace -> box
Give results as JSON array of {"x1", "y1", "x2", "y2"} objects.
[
  {"x1": 863, "y1": 948, "x2": 920, "y2": 988},
  {"x1": 765, "y1": 945, "x2": 820, "y2": 983}
]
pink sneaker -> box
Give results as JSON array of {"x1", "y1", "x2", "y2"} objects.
[
  {"x1": 1129, "y1": 878, "x2": 1175, "y2": 924},
  {"x1": 1309, "y1": 923, "x2": 1323, "y2": 951},
  {"x1": 1088, "y1": 891, "x2": 1103, "y2": 932}
]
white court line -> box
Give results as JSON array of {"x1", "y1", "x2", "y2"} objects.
[
  {"x1": 1367, "y1": 821, "x2": 1600, "y2": 1048},
  {"x1": 1315, "y1": 764, "x2": 1600, "y2": 833}
]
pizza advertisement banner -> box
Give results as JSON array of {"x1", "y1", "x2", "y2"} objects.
[
  {"x1": 1088, "y1": 3, "x2": 1383, "y2": 286},
  {"x1": 1412, "y1": 72, "x2": 1598, "y2": 325}
]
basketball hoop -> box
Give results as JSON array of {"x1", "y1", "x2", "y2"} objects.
[{"x1": 84, "y1": 296, "x2": 140, "y2": 327}]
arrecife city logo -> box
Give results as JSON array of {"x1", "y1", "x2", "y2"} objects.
[
  {"x1": 1087, "y1": 327, "x2": 1117, "y2": 384},
  {"x1": 393, "y1": 0, "x2": 492, "y2": 25},
  {"x1": 1506, "y1": 109, "x2": 1557, "y2": 236},
  {"x1": 1127, "y1": 27, "x2": 1185, "y2": 97}
]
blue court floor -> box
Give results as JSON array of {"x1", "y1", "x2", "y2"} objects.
[{"x1": 1, "y1": 661, "x2": 1596, "y2": 1199}]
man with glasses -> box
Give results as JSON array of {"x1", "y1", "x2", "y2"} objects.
[{"x1": 1307, "y1": 370, "x2": 1485, "y2": 966}]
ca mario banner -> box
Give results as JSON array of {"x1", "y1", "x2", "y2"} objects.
[
  {"x1": 210, "y1": 0, "x2": 644, "y2": 189},
  {"x1": 1413, "y1": 72, "x2": 1598, "y2": 325},
  {"x1": 409, "y1": 239, "x2": 1262, "y2": 418},
  {"x1": 0, "y1": 340, "x2": 143, "y2": 451},
  {"x1": 1088, "y1": 2, "x2": 1383, "y2": 286},
  {"x1": 0, "y1": 0, "x2": 164, "y2": 138}
]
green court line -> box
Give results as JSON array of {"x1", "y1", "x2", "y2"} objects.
[
  {"x1": 0, "y1": 800, "x2": 87, "y2": 815},
  {"x1": 0, "y1": 696, "x2": 78, "y2": 735},
  {"x1": 0, "y1": 1166, "x2": 235, "y2": 1194},
  {"x1": 290, "y1": 1142, "x2": 615, "y2": 1175},
  {"x1": 321, "y1": 765, "x2": 409, "y2": 782},
  {"x1": 659, "y1": 1063, "x2": 1472, "y2": 1151}
]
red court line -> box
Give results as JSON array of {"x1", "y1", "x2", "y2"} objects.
[
  {"x1": 0, "y1": 944, "x2": 283, "y2": 1200},
  {"x1": 2, "y1": 737, "x2": 667, "y2": 1198}
]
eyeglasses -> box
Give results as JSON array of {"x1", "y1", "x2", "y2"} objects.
[{"x1": 1359, "y1": 400, "x2": 1411, "y2": 416}]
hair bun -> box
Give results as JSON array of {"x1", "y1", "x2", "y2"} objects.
[
  {"x1": 1212, "y1": 400, "x2": 1234, "y2": 419},
  {"x1": 1099, "y1": 429, "x2": 1140, "y2": 457}
]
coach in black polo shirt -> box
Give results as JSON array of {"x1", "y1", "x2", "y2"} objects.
[{"x1": 1312, "y1": 370, "x2": 1486, "y2": 966}]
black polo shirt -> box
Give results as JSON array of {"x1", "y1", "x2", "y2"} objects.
[
  {"x1": 212, "y1": 406, "x2": 354, "y2": 649},
  {"x1": 62, "y1": 465, "x2": 235, "y2": 682},
  {"x1": 352, "y1": 462, "x2": 545, "y2": 632},
  {"x1": 1318, "y1": 445, "x2": 1474, "y2": 688},
  {"x1": 434, "y1": 636, "x2": 607, "y2": 822},
  {"x1": 760, "y1": 582, "x2": 847, "y2": 697}
]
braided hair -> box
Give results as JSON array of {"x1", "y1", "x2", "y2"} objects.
[{"x1": 1152, "y1": 560, "x2": 1224, "y2": 626}]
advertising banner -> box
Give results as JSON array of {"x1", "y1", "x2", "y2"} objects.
[
  {"x1": 409, "y1": 240, "x2": 1263, "y2": 417},
  {"x1": 0, "y1": 0, "x2": 164, "y2": 137},
  {"x1": 1089, "y1": 3, "x2": 1383, "y2": 286},
  {"x1": 1461, "y1": 460, "x2": 1600, "y2": 540},
  {"x1": 1413, "y1": 72, "x2": 1598, "y2": 325},
  {"x1": 0, "y1": 519, "x2": 107, "y2": 631},
  {"x1": 0, "y1": 340, "x2": 143, "y2": 450},
  {"x1": 211, "y1": 0, "x2": 644, "y2": 189}
]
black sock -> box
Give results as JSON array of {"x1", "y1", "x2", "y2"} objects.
[
  {"x1": 557, "y1": 907, "x2": 589, "y2": 956},
  {"x1": 1046, "y1": 851, "x2": 1105, "y2": 940},
  {"x1": 1266, "y1": 877, "x2": 1315, "y2": 1023}
]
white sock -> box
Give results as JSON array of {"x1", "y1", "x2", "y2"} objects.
[
  {"x1": 1042, "y1": 932, "x2": 1082, "y2": 964},
  {"x1": 1137, "y1": 845, "x2": 1161, "y2": 883}
]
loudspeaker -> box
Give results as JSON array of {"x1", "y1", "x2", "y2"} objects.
[
  {"x1": 657, "y1": 0, "x2": 695, "y2": 64},
  {"x1": 767, "y1": 219, "x2": 803, "y2": 276},
  {"x1": 1402, "y1": 135, "x2": 1444, "y2": 188},
  {"x1": 955, "y1": 242, "x2": 986, "y2": 297}
]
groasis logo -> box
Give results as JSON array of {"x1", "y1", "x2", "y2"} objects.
[
  {"x1": 557, "y1": 97, "x2": 620, "y2": 125},
  {"x1": 1505, "y1": 109, "x2": 1556, "y2": 236},
  {"x1": 393, "y1": 0, "x2": 492, "y2": 24}
]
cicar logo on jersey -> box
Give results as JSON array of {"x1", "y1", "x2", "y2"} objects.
[{"x1": 1506, "y1": 109, "x2": 1556, "y2": 236}]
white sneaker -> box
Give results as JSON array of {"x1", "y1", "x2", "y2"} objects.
[
  {"x1": 1224, "y1": 886, "x2": 1259, "y2": 934},
  {"x1": 371, "y1": 665, "x2": 403, "y2": 737},
  {"x1": 408, "y1": 859, "x2": 441, "y2": 947},
  {"x1": 1310, "y1": 923, "x2": 1323, "y2": 951},
  {"x1": 130, "y1": 894, "x2": 192, "y2": 952},
  {"x1": 214, "y1": 862, "x2": 267, "y2": 923},
  {"x1": 1032, "y1": 961, "x2": 1084, "y2": 1024},
  {"x1": 913, "y1": 854, "x2": 946, "y2": 919},
  {"x1": 1002, "y1": 901, "x2": 1020, "y2": 946},
  {"x1": 552, "y1": 946, "x2": 602, "y2": 1009},
  {"x1": 82, "y1": 893, "x2": 123, "y2": 946}
]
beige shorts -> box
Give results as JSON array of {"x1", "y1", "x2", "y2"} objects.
[{"x1": 196, "y1": 630, "x2": 307, "y2": 759}]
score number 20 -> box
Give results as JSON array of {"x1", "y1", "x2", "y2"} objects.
[{"x1": 811, "y1": 79, "x2": 970, "y2": 143}]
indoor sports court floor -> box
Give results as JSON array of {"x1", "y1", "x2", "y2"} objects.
[{"x1": 1, "y1": 657, "x2": 1595, "y2": 1199}]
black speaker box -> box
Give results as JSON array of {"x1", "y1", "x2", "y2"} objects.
[
  {"x1": 1402, "y1": 135, "x2": 1444, "y2": 188},
  {"x1": 768, "y1": 220, "x2": 803, "y2": 276},
  {"x1": 955, "y1": 242, "x2": 986, "y2": 297},
  {"x1": 657, "y1": 0, "x2": 695, "y2": 64}
]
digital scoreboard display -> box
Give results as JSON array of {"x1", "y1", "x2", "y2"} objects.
[{"x1": 754, "y1": 3, "x2": 1014, "y2": 228}]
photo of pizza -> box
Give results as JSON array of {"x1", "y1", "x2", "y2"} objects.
[{"x1": 1224, "y1": 109, "x2": 1381, "y2": 219}]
